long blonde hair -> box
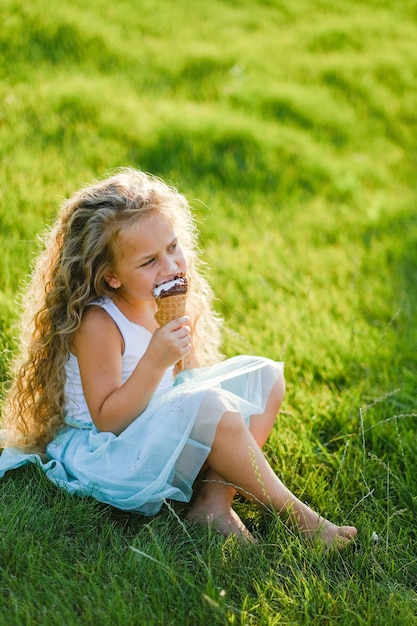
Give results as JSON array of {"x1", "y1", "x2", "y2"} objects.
[{"x1": 2, "y1": 168, "x2": 222, "y2": 453}]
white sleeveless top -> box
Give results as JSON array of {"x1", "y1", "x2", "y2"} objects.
[{"x1": 63, "y1": 298, "x2": 175, "y2": 427}]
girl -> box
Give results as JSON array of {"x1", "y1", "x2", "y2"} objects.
[{"x1": 0, "y1": 168, "x2": 357, "y2": 546}]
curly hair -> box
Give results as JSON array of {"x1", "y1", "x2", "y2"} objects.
[{"x1": 2, "y1": 168, "x2": 222, "y2": 453}]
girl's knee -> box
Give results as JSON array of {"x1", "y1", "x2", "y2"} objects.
[
  {"x1": 276, "y1": 368, "x2": 286, "y2": 403},
  {"x1": 217, "y1": 411, "x2": 247, "y2": 438},
  {"x1": 262, "y1": 361, "x2": 285, "y2": 398},
  {"x1": 267, "y1": 366, "x2": 285, "y2": 409}
]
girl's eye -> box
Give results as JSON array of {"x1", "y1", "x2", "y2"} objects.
[
  {"x1": 140, "y1": 258, "x2": 156, "y2": 268},
  {"x1": 169, "y1": 241, "x2": 178, "y2": 252}
]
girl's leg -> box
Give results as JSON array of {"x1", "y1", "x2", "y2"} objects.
[
  {"x1": 187, "y1": 373, "x2": 285, "y2": 540},
  {"x1": 206, "y1": 411, "x2": 357, "y2": 547}
]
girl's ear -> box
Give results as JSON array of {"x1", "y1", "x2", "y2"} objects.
[{"x1": 104, "y1": 271, "x2": 121, "y2": 290}]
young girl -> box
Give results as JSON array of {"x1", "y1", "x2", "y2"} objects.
[{"x1": 0, "y1": 168, "x2": 357, "y2": 546}]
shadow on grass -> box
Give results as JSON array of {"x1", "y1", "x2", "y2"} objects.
[{"x1": 126, "y1": 124, "x2": 338, "y2": 206}]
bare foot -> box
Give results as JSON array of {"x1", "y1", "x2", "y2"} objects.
[
  {"x1": 186, "y1": 504, "x2": 256, "y2": 544},
  {"x1": 303, "y1": 520, "x2": 358, "y2": 550}
]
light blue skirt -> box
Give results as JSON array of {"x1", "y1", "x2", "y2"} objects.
[{"x1": 0, "y1": 356, "x2": 283, "y2": 515}]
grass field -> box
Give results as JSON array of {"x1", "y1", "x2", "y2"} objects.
[{"x1": 1, "y1": 0, "x2": 417, "y2": 623}]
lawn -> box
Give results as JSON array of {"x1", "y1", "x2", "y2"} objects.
[{"x1": 1, "y1": 0, "x2": 416, "y2": 623}]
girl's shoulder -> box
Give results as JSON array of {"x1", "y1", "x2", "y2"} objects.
[
  {"x1": 72, "y1": 301, "x2": 124, "y2": 356},
  {"x1": 81, "y1": 304, "x2": 114, "y2": 327},
  {"x1": 82, "y1": 298, "x2": 123, "y2": 329}
]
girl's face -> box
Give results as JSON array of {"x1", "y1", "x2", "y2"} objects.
[{"x1": 106, "y1": 213, "x2": 187, "y2": 304}]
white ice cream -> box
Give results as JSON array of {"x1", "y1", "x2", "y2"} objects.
[{"x1": 152, "y1": 278, "x2": 184, "y2": 298}]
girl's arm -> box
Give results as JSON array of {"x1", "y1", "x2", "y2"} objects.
[{"x1": 72, "y1": 307, "x2": 190, "y2": 435}]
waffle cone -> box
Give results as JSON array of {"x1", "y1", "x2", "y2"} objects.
[
  {"x1": 154, "y1": 292, "x2": 188, "y2": 371},
  {"x1": 154, "y1": 292, "x2": 188, "y2": 326}
]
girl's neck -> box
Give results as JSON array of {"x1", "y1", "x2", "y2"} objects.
[{"x1": 112, "y1": 293, "x2": 159, "y2": 332}]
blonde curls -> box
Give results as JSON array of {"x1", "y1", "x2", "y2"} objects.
[{"x1": 2, "y1": 169, "x2": 222, "y2": 452}]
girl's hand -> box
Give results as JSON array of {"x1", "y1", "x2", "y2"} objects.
[{"x1": 147, "y1": 316, "x2": 192, "y2": 368}]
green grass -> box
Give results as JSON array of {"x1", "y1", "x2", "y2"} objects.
[{"x1": 1, "y1": 0, "x2": 417, "y2": 623}]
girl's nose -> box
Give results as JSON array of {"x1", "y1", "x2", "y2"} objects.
[{"x1": 161, "y1": 255, "x2": 178, "y2": 275}]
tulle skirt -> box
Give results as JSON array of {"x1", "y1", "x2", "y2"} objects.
[{"x1": 0, "y1": 356, "x2": 283, "y2": 515}]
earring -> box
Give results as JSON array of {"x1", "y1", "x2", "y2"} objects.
[{"x1": 113, "y1": 282, "x2": 119, "y2": 289}]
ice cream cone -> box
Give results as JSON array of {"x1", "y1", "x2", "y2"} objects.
[
  {"x1": 154, "y1": 278, "x2": 189, "y2": 371},
  {"x1": 154, "y1": 292, "x2": 188, "y2": 327}
]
